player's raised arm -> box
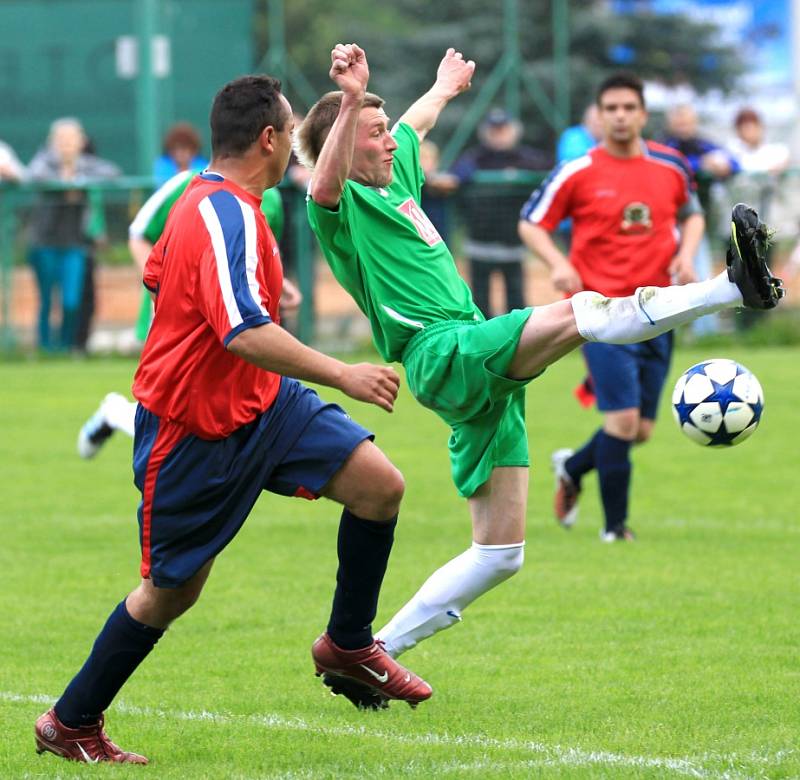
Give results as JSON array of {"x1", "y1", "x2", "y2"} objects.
[
  {"x1": 309, "y1": 43, "x2": 369, "y2": 208},
  {"x1": 397, "y1": 48, "x2": 475, "y2": 141}
]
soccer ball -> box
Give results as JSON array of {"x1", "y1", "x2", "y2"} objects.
[{"x1": 671, "y1": 359, "x2": 764, "y2": 447}]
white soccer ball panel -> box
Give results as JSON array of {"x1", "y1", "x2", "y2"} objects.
[
  {"x1": 689, "y1": 402, "x2": 723, "y2": 433},
  {"x1": 682, "y1": 421, "x2": 712, "y2": 445},
  {"x1": 703, "y1": 359, "x2": 738, "y2": 385},
  {"x1": 730, "y1": 422, "x2": 758, "y2": 445},
  {"x1": 732, "y1": 372, "x2": 764, "y2": 405},
  {"x1": 723, "y1": 402, "x2": 756, "y2": 434},
  {"x1": 683, "y1": 373, "x2": 715, "y2": 404},
  {"x1": 672, "y1": 373, "x2": 688, "y2": 405}
]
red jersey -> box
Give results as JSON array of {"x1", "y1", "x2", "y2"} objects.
[
  {"x1": 521, "y1": 141, "x2": 695, "y2": 296},
  {"x1": 133, "y1": 172, "x2": 283, "y2": 438}
]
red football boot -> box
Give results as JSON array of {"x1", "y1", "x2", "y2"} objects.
[
  {"x1": 312, "y1": 633, "x2": 432, "y2": 709},
  {"x1": 551, "y1": 448, "x2": 580, "y2": 528},
  {"x1": 35, "y1": 708, "x2": 148, "y2": 764}
]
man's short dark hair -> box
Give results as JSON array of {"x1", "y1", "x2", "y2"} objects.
[
  {"x1": 210, "y1": 75, "x2": 288, "y2": 158},
  {"x1": 596, "y1": 72, "x2": 645, "y2": 108}
]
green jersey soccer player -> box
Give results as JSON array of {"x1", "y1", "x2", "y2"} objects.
[{"x1": 297, "y1": 43, "x2": 774, "y2": 677}]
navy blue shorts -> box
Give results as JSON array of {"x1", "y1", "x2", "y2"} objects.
[
  {"x1": 133, "y1": 378, "x2": 372, "y2": 588},
  {"x1": 581, "y1": 332, "x2": 673, "y2": 419}
]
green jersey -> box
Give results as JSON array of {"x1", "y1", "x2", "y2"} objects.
[
  {"x1": 130, "y1": 172, "x2": 284, "y2": 340},
  {"x1": 307, "y1": 122, "x2": 478, "y2": 362}
]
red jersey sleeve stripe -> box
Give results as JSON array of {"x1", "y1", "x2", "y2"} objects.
[
  {"x1": 198, "y1": 191, "x2": 270, "y2": 331},
  {"x1": 520, "y1": 155, "x2": 592, "y2": 225}
]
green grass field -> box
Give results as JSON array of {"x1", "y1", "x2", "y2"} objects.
[{"x1": 1, "y1": 346, "x2": 798, "y2": 779}]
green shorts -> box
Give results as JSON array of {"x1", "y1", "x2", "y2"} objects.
[{"x1": 401, "y1": 308, "x2": 535, "y2": 498}]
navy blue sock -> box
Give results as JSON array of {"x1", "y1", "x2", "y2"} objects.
[
  {"x1": 55, "y1": 600, "x2": 164, "y2": 727},
  {"x1": 595, "y1": 431, "x2": 633, "y2": 533},
  {"x1": 566, "y1": 428, "x2": 604, "y2": 486},
  {"x1": 327, "y1": 509, "x2": 396, "y2": 650}
]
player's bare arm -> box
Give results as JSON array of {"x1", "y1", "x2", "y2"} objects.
[
  {"x1": 228, "y1": 323, "x2": 400, "y2": 412},
  {"x1": 518, "y1": 220, "x2": 584, "y2": 294},
  {"x1": 309, "y1": 43, "x2": 369, "y2": 209},
  {"x1": 397, "y1": 48, "x2": 475, "y2": 141},
  {"x1": 669, "y1": 212, "x2": 704, "y2": 284},
  {"x1": 128, "y1": 237, "x2": 153, "y2": 273},
  {"x1": 279, "y1": 277, "x2": 303, "y2": 314}
]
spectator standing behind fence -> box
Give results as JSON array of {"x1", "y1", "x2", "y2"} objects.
[
  {"x1": 662, "y1": 104, "x2": 740, "y2": 336},
  {"x1": 726, "y1": 107, "x2": 790, "y2": 208},
  {"x1": 725, "y1": 108, "x2": 790, "y2": 329},
  {"x1": 27, "y1": 118, "x2": 120, "y2": 352},
  {"x1": 0, "y1": 138, "x2": 26, "y2": 182},
  {"x1": 557, "y1": 104, "x2": 602, "y2": 163},
  {"x1": 152, "y1": 122, "x2": 209, "y2": 186},
  {"x1": 451, "y1": 109, "x2": 551, "y2": 316}
]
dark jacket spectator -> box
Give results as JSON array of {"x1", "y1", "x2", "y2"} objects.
[{"x1": 451, "y1": 109, "x2": 551, "y2": 315}]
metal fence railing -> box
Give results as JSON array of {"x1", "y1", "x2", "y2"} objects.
[
  {"x1": 0, "y1": 178, "x2": 316, "y2": 351},
  {"x1": 2, "y1": 169, "x2": 798, "y2": 353}
]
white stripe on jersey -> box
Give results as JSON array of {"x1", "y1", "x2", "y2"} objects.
[
  {"x1": 381, "y1": 304, "x2": 424, "y2": 329},
  {"x1": 198, "y1": 196, "x2": 244, "y2": 330},
  {"x1": 525, "y1": 155, "x2": 592, "y2": 225},
  {"x1": 235, "y1": 195, "x2": 268, "y2": 318},
  {"x1": 128, "y1": 170, "x2": 193, "y2": 239}
]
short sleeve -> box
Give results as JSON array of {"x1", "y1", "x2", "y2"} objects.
[
  {"x1": 307, "y1": 186, "x2": 357, "y2": 259},
  {"x1": 519, "y1": 157, "x2": 590, "y2": 231},
  {"x1": 195, "y1": 190, "x2": 273, "y2": 346}
]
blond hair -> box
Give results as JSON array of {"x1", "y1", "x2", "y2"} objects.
[{"x1": 293, "y1": 91, "x2": 384, "y2": 170}]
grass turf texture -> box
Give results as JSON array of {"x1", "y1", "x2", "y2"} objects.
[{"x1": 0, "y1": 346, "x2": 797, "y2": 779}]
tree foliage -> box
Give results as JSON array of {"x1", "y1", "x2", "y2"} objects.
[{"x1": 253, "y1": 0, "x2": 744, "y2": 156}]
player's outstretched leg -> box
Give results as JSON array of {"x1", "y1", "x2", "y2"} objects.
[
  {"x1": 35, "y1": 709, "x2": 148, "y2": 764},
  {"x1": 571, "y1": 204, "x2": 784, "y2": 346},
  {"x1": 312, "y1": 633, "x2": 432, "y2": 709}
]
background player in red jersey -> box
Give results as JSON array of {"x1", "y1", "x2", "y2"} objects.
[
  {"x1": 519, "y1": 72, "x2": 705, "y2": 541},
  {"x1": 34, "y1": 74, "x2": 431, "y2": 766}
]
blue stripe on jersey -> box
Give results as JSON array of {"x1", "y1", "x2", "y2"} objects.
[
  {"x1": 207, "y1": 189, "x2": 267, "y2": 326},
  {"x1": 519, "y1": 160, "x2": 571, "y2": 221},
  {"x1": 200, "y1": 172, "x2": 224, "y2": 182},
  {"x1": 645, "y1": 146, "x2": 693, "y2": 184}
]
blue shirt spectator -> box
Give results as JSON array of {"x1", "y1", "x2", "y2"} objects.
[{"x1": 557, "y1": 104, "x2": 602, "y2": 163}]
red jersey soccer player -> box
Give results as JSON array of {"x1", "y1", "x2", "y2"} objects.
[
  {"x1": 519, "y1": 72, "x2": 705, "y2": 541},
  {"x1": 34, "y1": 75, "x2": 431, "y2": 765}
]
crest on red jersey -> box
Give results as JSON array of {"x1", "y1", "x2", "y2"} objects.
[{"x1": 621, "y1": 202, "x2": 652, "y2": 234}]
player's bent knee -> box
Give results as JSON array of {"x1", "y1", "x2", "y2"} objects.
[{"x1": 368, "y1": 463, "x2": 405, "y2": 517}]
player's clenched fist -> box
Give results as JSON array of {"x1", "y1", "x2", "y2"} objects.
[
  {"x1": 329, "y1": 43, "x2": 369, "y2": 97},
  {"x1": 434, "y1": 48, "x2": 475, "y2": 99},
  {"x1": 340, "y1": 363, "x2": 400, "y2": 412}
]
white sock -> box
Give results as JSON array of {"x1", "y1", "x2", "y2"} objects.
[
  {"x1": 376, "y1": 542, "x2": 525, "y2": 658},
  {"x1": 571, "y1": 271, "x2": 743, "y2": 344},
  {"x1": 102, "y1": 395, "x2": 137, "y2": 438}
]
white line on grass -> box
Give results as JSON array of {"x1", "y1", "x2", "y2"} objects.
[{"x1": 3, "y1": 691, "x2": 790, "y2": 779}]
